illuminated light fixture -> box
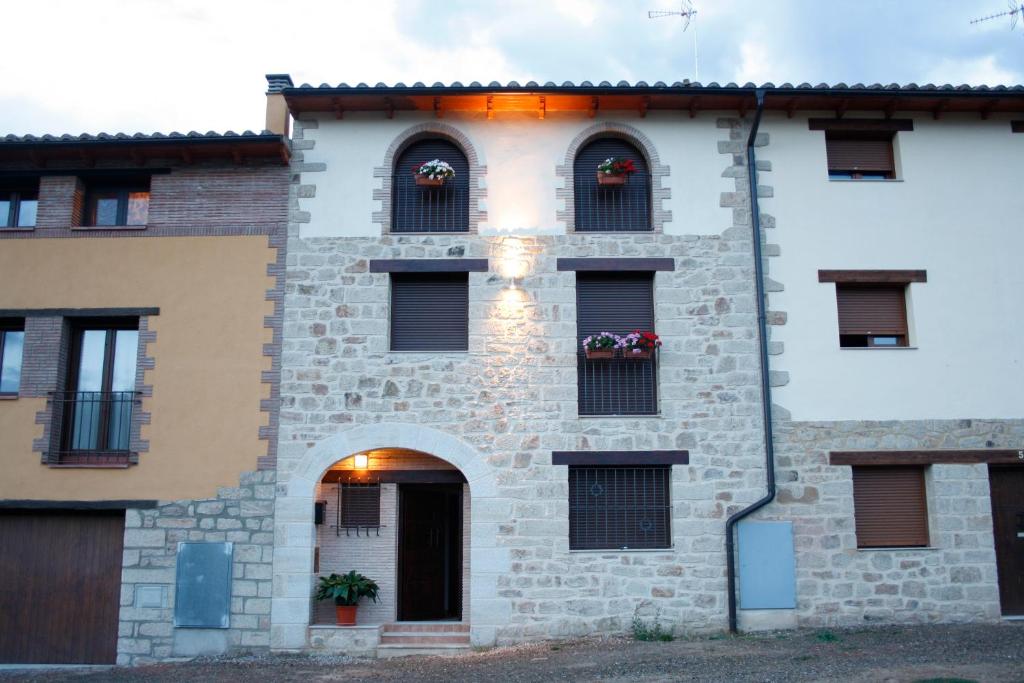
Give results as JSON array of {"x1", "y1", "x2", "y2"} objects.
[
  {"x1": 353, "y1": 453, "x2": 369, "y2": 469},
  {"x1": 499, "y1": 237, "x2": 529, "y2": 289}
]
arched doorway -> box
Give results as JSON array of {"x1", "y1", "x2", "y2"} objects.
[
  {"x1": 270, "y1": 423, "x2": 505, "y2": 652},
  {"x1": 312, "y1": 449, "x2": 468, "y2": 625}
]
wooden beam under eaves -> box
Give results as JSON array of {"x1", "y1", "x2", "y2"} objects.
[
  {"x1": 231, "y1": 148, "x2": 244, "y2": 165},
  {"x1": 688, "y1": 96, "x2": 701, "y2": 119},
  {"x1": 588, "y1": 96, "x2": 598, "y2": 118},
  {"x1": 384, "y1": 97, "x2": 394, "y2": 119},
  {"x1": 130, "y1": 149, "x2": 145, "y2": 167},
  {"x1": 784, "y1": 98, "x2": 798, "y2": 119},
  {"x1": 78, "y1": 149, "x2": 95, "y2": 168},
  {"x1": 278, "y1": 146, "x2": 290, "y2": 165},
  {"x1": 180, "y1": 148, "x2": 193, "y2": 165},
  {"x1": 835, "y1": 98, "x2": 849, "y2": 119},
  {"x1": 332, "y1": 97, "x2": 344, "y2": 119},
  {"x1": 28, "y1": 150, "x2": 44, "y2": 168},
  {"x1": 433, "y1": 96, "x2": 443, "y2": 118},
  {"x1": 638, "y1": 96, "x2": 649, "y2": 118},
  {"x1": 486, "y1": 95, "x2": 494, "y2": 119},
  {"x1": 932, "y1": 98, "x2": 949, "y2": 120},
  {"x1": 883, "y1": 98, "x2": 898, "y2": 119},
  {"x1": 979, "y1": 98, "x2": 999, "y2": 120},
  {"x1": 538, "y1": 95, "x2": 546, "y2": 120}
]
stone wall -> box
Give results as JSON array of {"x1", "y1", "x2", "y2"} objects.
[
  {"x1": 751, "y1": 418, "x2": 1023, "y2": 627},
  {"x1": 117, "y1": 470, "x2": 276, "y2": 665}
]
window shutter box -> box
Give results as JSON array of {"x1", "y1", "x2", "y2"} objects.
[
  {"x1": 825, "y1": 135, "x2": 895, "y2": 173},
  {"x1": 576, "y1": 273, "x2": 657, "y2": 415},
  {"x1": 836, "y1": 284, "x2": 908, "y2": 336},
  {"x1": 852, "y1": 466, "x2": 929, "y2": 548},
  {"x1": 390, "y1": 272, "x2": 468, "y2": 351},
  {"x1": 574, "y1": 138, "x2": 651, "y2": 232},
  {"x1": 393, "y1": 139, "x2": 469, "y2": 233}
]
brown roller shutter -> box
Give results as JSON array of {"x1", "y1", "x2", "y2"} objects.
[
  {"x1": 836, "y1": 284, "x2": 907, "y2": 336},
  {"x1": 390, "y1": 272, "x2": 468, "y2": 351},
  {"x1": 852, "y1": 466, "x2": 929, "y2": 548},
  {"x1": 826, "y1": 133, "x2": 895, "y2": 174}
]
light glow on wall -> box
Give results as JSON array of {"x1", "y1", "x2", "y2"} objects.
[{"x1": 353, "y1": 453, "x2": 369, "y2": 469}]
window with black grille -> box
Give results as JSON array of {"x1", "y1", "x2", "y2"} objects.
[
  {"x1": 569, "y1": 466, "x2": 671, "y2": 550},
  {"x1": 573, "y1": 137, "x2": 651, "y2": 232},
  {"x1": 392, "y1": 138, "x2": 469, "y2": 233},
  {"x1": 390, "y1": 272, "x2": 469, "y2": 351},
  {"x1": 576, "y1": 272, "x2": 657, "y2": 415},
  {"x1": 339, "y1": 484, "x2": 381, "y2": 528}
]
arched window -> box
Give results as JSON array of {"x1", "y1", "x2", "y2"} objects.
[
  {"x1": 573, "y1": 137, "x2": 651, "y2": 232},
  {"x1": 392, "y1": 138, "x2": 469, "y2": 233}
]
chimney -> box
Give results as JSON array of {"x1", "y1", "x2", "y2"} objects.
[{"x1": 264, "y1": 73, "x2": 293, "y2": 137}]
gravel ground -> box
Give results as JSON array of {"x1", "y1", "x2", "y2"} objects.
[{"x1": 3, "y1": 623, "x2": 1022, "y2": 683}]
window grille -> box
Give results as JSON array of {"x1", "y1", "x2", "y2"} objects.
[
  {"x1": 573, "y1": 137, "x2": 651, "y2": 232},
  {"x1": 392, "y1": 138, "x2": 469, "y2": 233},
  {"x1": 568, "y1": 466, "x2": 671, "y2": 550}
]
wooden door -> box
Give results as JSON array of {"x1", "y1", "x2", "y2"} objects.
[
  {"x1": 989, "y1": 467, "x2": 1024, "y2": 616},
  {"x1": 0, "y1": 510, "x2": 125, "y2": 663},
  {"x1": 397, "y1": 485, "x2": 462, "y2": 621}
]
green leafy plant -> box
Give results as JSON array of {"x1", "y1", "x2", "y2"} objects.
[
  {"x1": 815, "y1": 629, "x2": 839, "y2": 642},
  {"x1": 315, "y1": 571, "x2": 380, "y2": 607},
  {"x1": 631, "y1": 610, "x2": 674, "y2": 642}
]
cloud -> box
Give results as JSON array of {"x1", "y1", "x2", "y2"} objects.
[
  {"x1": 0, "y1": 0, "x2": 1020, "y2": 135},
  {"x1": 924, "y1": 55, "x2": 1022, "y2": 85}
]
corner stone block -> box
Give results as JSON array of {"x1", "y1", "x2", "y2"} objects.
[
  {"x1": 270, "y1": 623, "x2": 308, "y2": 651},
  {"x1": 272, "y1": 546, "x2": 312, "y2": 574},
  {"x1": 275, "y1": 496, "x2": 314, "y2": 523},
  {"x1": 270, "y1": 597, "x2": 309, "y2": 623},
  {"x1": 471, "y1": 598, "x2": 513, "y2": 626},
  {"x1": 273, "y1": 571, "x2": 313, "y2": 599}
]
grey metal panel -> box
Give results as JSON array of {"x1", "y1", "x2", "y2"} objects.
[
  {"x1": 738, "y1": 521, "x2": 796, "y2": 609},
  {"x1": 174, "y1": 542, "x2": 233, "y2": 628}
]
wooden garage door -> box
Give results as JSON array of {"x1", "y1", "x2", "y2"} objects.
[{"x1": 0, "y1": 510, "x2": 125, "y2": 663}]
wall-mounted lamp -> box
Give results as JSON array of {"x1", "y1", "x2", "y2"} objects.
[
  {"x1": 499, "y1": 237, "x2": 529, "y2": 290},
  {"x1": 353, "y1": 453, "x2": 369, "y2": 469}
]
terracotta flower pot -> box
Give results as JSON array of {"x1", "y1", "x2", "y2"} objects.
[
  {"x1": 596, "y1": 173, "x2": 627, "y2": 186},
  {"x1": 335, "y1": 604, "x2": 357, "y2": 626},
  {"x1": 622, "y1": 348, "x2": 653, "y2": 360},
  {"x1": 585, "y1": 348, "x2": 615, "y2": 360},
  {"x1": 415, "y1": 174, "x2": 445, "y2": 187}
]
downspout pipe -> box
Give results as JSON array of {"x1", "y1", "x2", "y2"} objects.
[{"x1": 725, "y1": 88, "x2": 776, "y2": 634}]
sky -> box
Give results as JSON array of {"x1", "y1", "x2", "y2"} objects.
[{"x1": 0, "y1": 0, "x2": 1021, "y2": 136}]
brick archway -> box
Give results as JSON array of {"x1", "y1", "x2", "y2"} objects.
[
  {"x1": 556, "y1": 121, "x2": 672, "y2": 233},
  {"x1": 372, "y1": 123, "x2": 488, "y2": 234},
  {"x1": 270, "y1": 423, "x2": 505, "y2": 651}
]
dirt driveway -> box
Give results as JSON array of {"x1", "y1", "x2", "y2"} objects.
[{"x1": 4, "y1": 623, "x2": 1023, "y2": 683}]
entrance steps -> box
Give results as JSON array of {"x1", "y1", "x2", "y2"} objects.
[{"x1": 377, "y1": 622, "x2": 471, "y2": 658}]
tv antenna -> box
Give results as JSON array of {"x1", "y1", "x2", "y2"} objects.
[
  {"x1": 648, "y1": 1, "x2": 700, "y2": 81},
  {"x1": 970, "y1": 1, "x2": 1023, "y2": 31}
]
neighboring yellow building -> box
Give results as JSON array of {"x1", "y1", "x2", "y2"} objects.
[{"x1": 0, "y1": 131, "x2": 289, "y2": 664}]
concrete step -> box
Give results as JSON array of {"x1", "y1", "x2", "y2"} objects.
[
  {"x1": 380, "y1": 634, "x2": 471, "y2": 645},
  {"x1": 382, "y1": 622, "x2": 469, "y2": 633},
  {"x1": 377, "y1": 643, "x2": 472, "y2": 659}
]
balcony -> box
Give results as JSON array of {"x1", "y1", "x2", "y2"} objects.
[
  {"x1": 50, "y1": 390, "x2": 137, "y2": 466},
  {"x1": 391, "y1": 174, "x2": 469, "y2": 233},
  {"x1": 577, "y1": 354, "x2": 658, "y2": 416}
]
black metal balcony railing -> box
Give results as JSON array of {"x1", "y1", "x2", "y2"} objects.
[
  {"x1": 391, "y1": 174, "x2": 469, "y2": 233},
  {"x1": 573, "y1": 173, "x2": 652, "y2": 232},
  {"x1": 578, "y1": 354, "x2": 658, "y2": 416},
  {"x1": 51, "y1": 390, "x2": 137, "y2": 465}
]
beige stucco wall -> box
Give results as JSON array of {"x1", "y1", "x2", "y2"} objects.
[{"x1": 0, "y1": 235, "x2": 275, "y2": 501}]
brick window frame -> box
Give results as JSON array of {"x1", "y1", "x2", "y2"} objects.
[
  {"x1": 557, "y1": 122, "x2": 671, "y2": 233},
  {"x1": 373, "y1": 123, "x2": 487, "y2": 235}
]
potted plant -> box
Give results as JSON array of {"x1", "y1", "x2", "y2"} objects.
[
  {"x1": 596, "y1": 156, "x2": 637, "y2": 186},
  {"x1": 413, "y1": 159, "x2": 455, "y2": 187},
  {"x1": 315, "y1": 571, "x2": 380, "y2": 626},
  {"x1": 618, "y1": 330, "x2": 662, "y2": 359},
  {"x1": 582, "y1": 332, "x2": 620, "y2": 360}
]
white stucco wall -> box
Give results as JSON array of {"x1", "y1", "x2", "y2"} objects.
[
  {"x1": 763, "y1": 113, "x2": 1024, "y2": 421},
  {"x1": 296, "y1": 111, "x2": 730, "y2": 237}
]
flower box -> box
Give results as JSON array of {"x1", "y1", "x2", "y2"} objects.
[
  {"x1": 415, "y1": 174, "x2": 446, "y2": 187},
  {"x1": 596, "y1": 173, "x2": 627, "y2": 186},
  {"x1": 621, "y1": 349, "x2": 653, "y2": 360},
  {"x1": 585, "y1": 348, "x2": 615, "y2": 360}
]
